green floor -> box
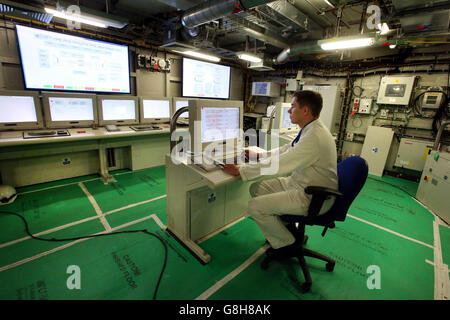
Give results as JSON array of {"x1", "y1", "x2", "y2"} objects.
[{"x1": 0, "y1": 166, "x2": 447, "y2": 300}]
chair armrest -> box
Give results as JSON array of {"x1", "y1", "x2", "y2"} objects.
[
  {"x1": 304, "y1": 186, "x2": 342, "y2": 220},
  {"x1": 305, "y1": 186, "x2": 342, "y2": 197}
]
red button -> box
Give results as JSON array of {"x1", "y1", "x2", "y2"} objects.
[{"x1": 77, "y1": 131, "x2": 86, "y2": 133}]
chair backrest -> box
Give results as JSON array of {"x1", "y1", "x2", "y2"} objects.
[{"x1": 332, "y1": 156, "x2": 368, "y2": 221}]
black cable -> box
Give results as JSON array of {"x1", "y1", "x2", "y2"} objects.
[
  {"x1": 0, "y1": 210, "x2": 167, "y2": 300},
  {"x1": 367, "y1": 176, "x2": 418, "y2": 200}
]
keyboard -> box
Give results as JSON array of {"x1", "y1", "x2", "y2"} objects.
[{"x1": 130, "y1": 125, "x2": 162, "y2": 131}]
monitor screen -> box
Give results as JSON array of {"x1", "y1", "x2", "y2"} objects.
[
  {"x1": 48, "y1": 97, "x2": 94, "y2": 121},
  {"x1": 0, "y1": 95, "x2": 37, "y2": 123},
  {"x1": 16, "y1": 25, "x2": 130, "y2": 93},
  {"x1": 101, "y1": 99, "x2": 136, "y2": 120},
  {"x1": 280, "y1": 107, "x2": 296, "y2": 129},
  {"x1": 175, "y1": 100, "x2": 190, "y2": 119},
  {"x1": 182, "y1": 57, "x2": 230, "y2": 99},
  {"x1": 201, "y1": 107, "x2": 240, "y2": 143},
  {"x1": 143, "y1": 99, "x2": 170, "y2": 119}
]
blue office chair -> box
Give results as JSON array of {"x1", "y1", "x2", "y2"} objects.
[{"x1": 260, "y1": 156, "x2": 369, "y2": 292}]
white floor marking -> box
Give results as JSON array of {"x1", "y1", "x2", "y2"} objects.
[
  {"x1": 197, "y1": 215, "x2": 248, "y2": 244},
  {"x1": 0, "y1": 194, "x2": 167, "y2": 249},
  {"x1": 348, "y1": 214, "x2": 434, "y2": 249},
  {"x1": 196, "y1": 244, "x2": 270, "y2": 300},
  {"x1": 0, "y1": 214, "x2": 161, "y2": 273},
  {"x1": 433, "y1": 216, "x2": 449, "y2": 300},
  {"x1": 78, "y1": 182, "x2": 111, "y2": 232},
  {"x1": 18, "y1": 177, "x2": 100, "y2": 195}
]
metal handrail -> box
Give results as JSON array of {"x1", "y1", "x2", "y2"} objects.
[
  {"x1": 433, "y1": 120, "x2": 450, "y2": 150},
  {"x1": 170, "y1": 106, "x2": 189, "y2": 152}
]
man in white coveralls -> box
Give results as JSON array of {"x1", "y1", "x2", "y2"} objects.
[{"x1": 223, "y1": 90, "x2": 338, "y2": 259}]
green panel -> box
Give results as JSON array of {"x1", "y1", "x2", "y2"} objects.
[
  {"x1": 439, "y1": 225, "x2": 450, "y2": 266},
  {"x1": 83, "y1": 167, "x2": 166, "y2": 213},
  {"x1": 209, "y1": 218, "x2": 434, "y2": 300},
  {"x1": 0, "y1": 184, "x2": 99, "y2": 243},
  {"x1": 0, "y1": 219, "x2": 105, "y2": 268},
  {"x1": 349, "y1": 176, "x2": 434, "y2": 246}
]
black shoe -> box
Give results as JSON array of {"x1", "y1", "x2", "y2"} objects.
[{"x1": 266, "y1": 241, "x2": 301, "y2": 261}]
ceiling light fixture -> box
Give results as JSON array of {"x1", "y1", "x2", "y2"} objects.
[
  {"x1": 319, "y1": 37, "x2": 374, "y2": 51},
  {"x1": 45, "y1": 8, "x2": 107, "y2": 28},
  {"x1": 237, "y1": 52, "x2": 262, "y2": 63},
  {"x1": 44, "y1": 7, "x2": 128, "y2": 29},
  {"x1": 323, "y1": 0, "x2": 335, "y2": 8},
  {"x1": 182, "y1": 50, "x2": 221, "y2": 62}
]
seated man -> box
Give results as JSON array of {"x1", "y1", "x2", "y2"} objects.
[{"x1": 222, "y1": 90, "x2": 338, "y2": 259}]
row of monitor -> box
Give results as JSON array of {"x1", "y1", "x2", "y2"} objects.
[{"x1": 0, "y1": 90, "x2": 199, "y2": 130}]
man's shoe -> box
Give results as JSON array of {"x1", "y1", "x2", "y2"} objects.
[{"x1": 266, "y1": 241, "x2": 301, "y2": 261}]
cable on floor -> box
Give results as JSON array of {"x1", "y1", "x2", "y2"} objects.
[{"x1": 0, "y1": 210, "x2": 167, "y2": 300}]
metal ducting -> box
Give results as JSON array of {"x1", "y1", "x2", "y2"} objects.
[
  {"x1": 275, "y1": 34, "x2": 390, "y2": 64},
  {"x1": 181, "y1": 0, "x2": 275, "y2": 28},
  {"x1": 275, "y1": 41, "x2": 322, "y2": 64},
  {"x1": 0, "y1": 1, "x2": 53, "y2": 24}
]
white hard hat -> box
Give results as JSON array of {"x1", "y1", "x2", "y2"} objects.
[{"x1": 0, "y1": 185, "x2": 17, "y2": 205}]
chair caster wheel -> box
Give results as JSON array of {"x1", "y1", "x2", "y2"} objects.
[
  {"x1": 303, "y1": 235, "x2": 308, "y2": 245},
  {"x1": 326, "y1": 262, "x2": 335, "y2": 272},
  {"x1": 301, "y1": 282, "x2": 311, "y2": 293}
]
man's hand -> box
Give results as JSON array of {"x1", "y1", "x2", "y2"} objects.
[{"x1": 222, "y1": 164, "x2": 240, "y2": 176}]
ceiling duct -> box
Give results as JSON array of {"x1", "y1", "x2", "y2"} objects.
[
  {"x1": 181, "y1": 0, "x2": 275, "y2": 28},
  {"x1": 0, "y1": 0, "x2": 53, "y2": 24},
  {"x1": 391, "y1": 0, "x2": 449, "y2": 12},
  {"x1": 399, "y1": 10, "x2": 450, "y2": 34}
]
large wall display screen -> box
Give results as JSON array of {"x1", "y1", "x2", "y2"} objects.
[
  {"x1": 182, "y1": 57, "x2": 230, "y2": 99},
  {"x1": 16, "y1": 25, "x2": 130, "y2": 93}
]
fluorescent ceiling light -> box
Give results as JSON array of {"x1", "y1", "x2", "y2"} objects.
[
  {"x1": 320, "y1": 37, "x2": 374, "y2": 50},
  {"x1": 237, "y1": 52, "x2": 262, "y2": 63},
  {"x1": 323, "y1": 0, "x2": 335, "y2": 7},
  {"x1": 45, "y1": 7, "x2": 127, "y2": 29},
  {"x1": 183, "y1": 50, "x2": 221, "y2": 62}
]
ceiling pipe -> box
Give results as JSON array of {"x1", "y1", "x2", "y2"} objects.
[
  {"x1": 275, "y1": 33, "x2": 390, "y2": 64},
  {"x1": 181, "y1": 0, "x2": 275, "y2": 29}
]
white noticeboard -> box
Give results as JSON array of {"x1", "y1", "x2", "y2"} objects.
[
  {"x1": 361, "y1": 126, "x2": 394, "y2": 177},
  {"x1": 302, "y1": 85, "x2": 340, "y2": 134}
]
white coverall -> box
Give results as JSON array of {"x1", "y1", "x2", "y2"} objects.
[{"x1": 239, "y1": 118, "x2": 338, "y2": 249}]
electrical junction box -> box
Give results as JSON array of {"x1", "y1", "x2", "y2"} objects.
[
  {"x1": 358, "y1": 98, "x2": 372, "y2": 114},
  {"x1": 422, "y1": 92, "x2": 444, "y2": 109},
  {"x1": 285, "y1": 79, "x2": 299, "y2": 92},
  {"x1": 380, "y1": 109, "x2": 388, "y2": 118},
  {"x1": 252, "y1": 82, "x2": 281, "y2": 97},
  {"x1": 416, "y1": 151, "x2": 450, "y2": 224},
  {"x1": 377, "y1": 76, "x2": 416, "y2": 105},
  {"x1": 394, "y1": 138, "x2": 434, "y2": 172}
]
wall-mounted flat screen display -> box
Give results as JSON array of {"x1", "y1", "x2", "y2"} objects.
[
  {"x1": 182, "y1": 57, "x2": 230, "y2": 99},
  {"x1": 16, "y1": 25, "x2": 130, "y2": 93}
]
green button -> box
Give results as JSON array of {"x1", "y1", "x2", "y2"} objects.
[{"x1": 434, "y1": 152, "x2": 439, "y2": 161}]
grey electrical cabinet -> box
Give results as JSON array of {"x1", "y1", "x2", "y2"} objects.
[
  {"x1": 416, "y1": 151, "x2": 450, "y2": 224},
  {"x1": 394, "y1": 138, "x2": 434, "y2": 172}
]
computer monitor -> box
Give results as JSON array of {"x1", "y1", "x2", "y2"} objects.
[
  {"x1": 0, "y1": 90, "x2": 44, "y2": 130},
  {"x1": 42, "y1": 92, "x2": 97, "y2": 128},
  {"x1": 172, "y1": 97, "x2": 192, "y2": 120},
  {"x1": 139, "y1": 97, "x2": 171, "y2": 124},
  {"x1": 188, "y1": 99, "x2": 243, "y2": 155},
  {"x1": 279, "y1": 104, "x2": 297, "y2": 133},
  {"x1": 97, "y1": 95, "x2": 138, "y2": 126}
]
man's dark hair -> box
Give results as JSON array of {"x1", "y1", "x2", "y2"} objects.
[{"x1": 293, "y1": 90, "x2": 323, "y2": 117}]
